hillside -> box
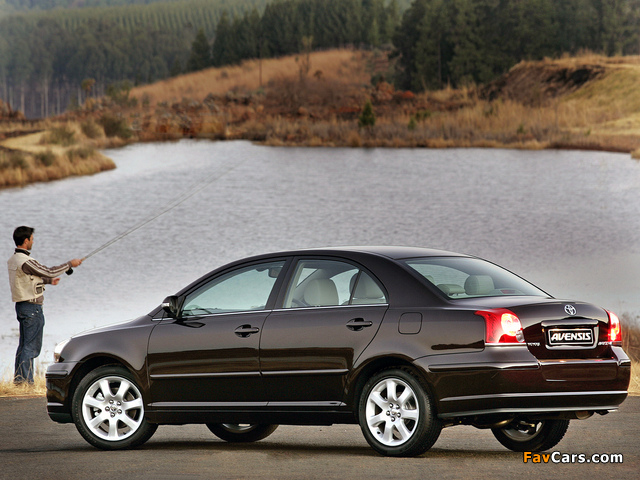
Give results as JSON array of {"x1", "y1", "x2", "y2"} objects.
[
  {"x1": 122, "y1": 50, "x2": 640, "y2": 152},
  {"x1": 3, "y1": 49, "x2": 640, "y2": 190},
  {"x1": 480, "y1": 54, "x2": 640, "y2": 152}
]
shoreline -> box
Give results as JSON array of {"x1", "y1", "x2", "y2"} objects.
[{"x1": 2, "y1": 126, "x2": 638, "y2": 191}]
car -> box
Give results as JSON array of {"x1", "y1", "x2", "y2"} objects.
[{"x1": 46, "y1": 246, "x2": 631, "y2": 456}]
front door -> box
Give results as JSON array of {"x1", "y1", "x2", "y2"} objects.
[{"x1": 147, "y1": 260, "x2": 286, "y2": 408}]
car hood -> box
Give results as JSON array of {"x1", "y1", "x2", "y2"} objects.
[{"x1": 70, "y1": 315, "x2": 153, "y2": 340}]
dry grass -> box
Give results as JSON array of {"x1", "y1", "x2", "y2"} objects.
[
  {"x1": 0, "y1": 365, "x2": 46, "y2": 398},
  {"x1": 131, "y1": 49, "x2": 371, "y2": 106},
  {"x1": 622, "y1": 315, "x2": 640, "y2": 395},
  {"x1": 121, "y1": 50, "x2": 640, "y2": 153},
  {"x1": 4, "y1": 50, "x2": 640, "y2": 189},
  {"x1": 0, "y1": 120, "x2": 115, "y2": 189}
]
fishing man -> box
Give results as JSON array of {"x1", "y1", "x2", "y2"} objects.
[{"x1": 7, "y1": 226, "x2": 83, "y2": 384}]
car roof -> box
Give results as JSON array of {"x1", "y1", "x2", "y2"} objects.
[
  {"x1": 304, "y1": 246, "x2": 467, "y2": 259},
  {"x1": 252, "y1": 246, "x2": 469, "y2": 261}
]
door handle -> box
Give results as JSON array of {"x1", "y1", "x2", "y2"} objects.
[
  {"x1": 346, "y1": 318, "x2": 373, "y2": 331},
  {"x1": 234, "y1": 325, "x2": 260, "y2": 337}
]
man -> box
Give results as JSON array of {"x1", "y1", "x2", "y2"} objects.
[{"x1": 7, "y1": 226, "x2": 83, "y2": 384}]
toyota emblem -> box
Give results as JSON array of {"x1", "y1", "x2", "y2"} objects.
[{"x1": 564, "y1": 305, "x2": 577, "y2": 316}]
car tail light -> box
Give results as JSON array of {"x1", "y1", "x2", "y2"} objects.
[
  {"x1": 607, "y1": 310, "x2": 622, "y2": 344},
  {"x1": 476, "y1": 309, "x2": 525, "y2": 345}
]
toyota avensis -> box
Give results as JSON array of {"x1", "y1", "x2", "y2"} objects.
[{"x1": 46, "y1": 247, "x2": 630, "y2": 456}]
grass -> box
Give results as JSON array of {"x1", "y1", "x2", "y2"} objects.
[
  {"x1": 0, "y1": 363, "x2": 47, "y2": 398},
  {"x1": 0, "y1": 120, "x2": 115, "y2": 189},
  {"x1": 4, "y1": 50, "x2": 640, "y2": 187},
  {"x1": 622, "y1": 316, "x2": 640, "y2": 396},
  {"x1": 106, "y1": 50, "x2": 640, "y2": 153},
  {"x1": 130, "y1": 49, "x2": 370, "y2": 106}
]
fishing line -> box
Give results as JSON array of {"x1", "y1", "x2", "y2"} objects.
[{"x1": 69, "y1": 157, "x2": 245, "y2": 273}]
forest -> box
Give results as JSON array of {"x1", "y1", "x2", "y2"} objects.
[{"x1": 1, "y1": 0, "x2": 639, "y2": 119}]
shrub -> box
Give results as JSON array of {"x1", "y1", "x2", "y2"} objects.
[
  {"x1": 67, "y1": 146, "x2": 96, "y2": 162},
  {"x1": 35, "y1": 150, "x2": 56, "y2": 167},
  {"x1": 45, "y1": 125, "x2": 76, "y2": 146},
  {"x1": 106, "y1": 80, "x2": 137, "y2": 107},
  {"x1": 8, "y1": 151, "x2": 28, "y2": 169},
  {"x1": 99, "y1": 114, "x2": 132, "y2": 139},
  {"x1": 358, "y1": 100, "x2": 376, "y2": 128},
  {"x1": 80, "y1": 119, "x2": 103, "y2": 139}
]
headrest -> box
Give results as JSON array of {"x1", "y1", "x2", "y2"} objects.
[
  {"x1": 464, "y1": 275, "x2": 494, "y2": 295},
  {"x1": 353, "y1": 274, "x2": 384, "y2": 300},
  {"x1": 304, "y1": 279, "x2": 339, "y2": 306}
]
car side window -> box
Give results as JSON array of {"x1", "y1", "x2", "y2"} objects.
[
  {"x1": 282, "y1": 259, "x2": 387, "y2": 308},
  {"x1": 182, "y1": 261, "x2": 285, "y2": 316}
]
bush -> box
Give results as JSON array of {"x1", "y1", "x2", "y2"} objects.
[
  {"x1": 67, "y1": 146, "x2": 96, "y2": 162},
  {"x1": 106, "y1": 80, "x2": 137, "y2": 107},
  {"x1": 358, "y1": 100, "x2": 376, "y2": 128},
  {"x1": 80, "y1": 119, "x2": 103, "y2": 139},
  {"x1": 35, "y1": 150, "x2": 56, "y2": 167},
  {"x1": 99, "y1": 114, "x2": 132, "y2": 139},
  {"x1": 8, "y1": 151, "x2": 28, "y2": 169},
  {"x1": 45, "y1": 125, "x2": 76, "y2": 146}
]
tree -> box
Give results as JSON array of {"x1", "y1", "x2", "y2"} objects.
[
  {"x1": 391, "y1": 0, "x2": 430, "y2": 91},
  {"x1": 187, "y1": 28, "x2": 211, "y2": 72},
  {"x1": 359, "y1": 100, "x2": 376, "y2": 128},
  {"x1": 211, "y1": 11, "x2": 237, "y2": 66}
]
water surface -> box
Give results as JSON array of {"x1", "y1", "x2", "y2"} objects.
[{"x1": 1, "y1": 140, "x2": 639, "y2": 376}]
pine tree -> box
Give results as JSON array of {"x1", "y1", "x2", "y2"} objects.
[
  {"x1": 186, "y1": 28, "x2": 211, "y2": 72},
  {"x1": 358, "y1": 100, "x2": 376, "y2": 128}
]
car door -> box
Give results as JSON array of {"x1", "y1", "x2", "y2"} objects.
[
  {"x1": 260, "y1": 258, "x2": 389, "y2": 405},
  {"x1": 147, "y1": 260, "x2": 287, "y2": 408}
]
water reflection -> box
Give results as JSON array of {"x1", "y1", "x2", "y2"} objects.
[{"x1": 1, "y1": 140, "x2": 639, "y2": 375}]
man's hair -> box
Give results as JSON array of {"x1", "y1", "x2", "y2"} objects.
[{"x1": 13, "y1": 226, "x2": 34, "y2": 247}]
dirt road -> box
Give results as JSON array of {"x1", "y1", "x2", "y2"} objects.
[{"x1": 1, "y1": 396, "x2": 637, "y2": 479}]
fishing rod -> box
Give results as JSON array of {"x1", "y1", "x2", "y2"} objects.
[{"x1": 67, "y1": 158, "x2": 244, "y2": 274}]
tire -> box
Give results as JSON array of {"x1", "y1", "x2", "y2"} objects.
[
  {"x1": 71, "y1": 365, "x2": 157, "y2": 450},
  {"x1": 492, "y1": 419, "x2": 570, "y2": 452},
  {"x1": 206, "y1": 423, "x2": 278, "y2": 443},
  {"x1": 358, "y1": 368, "x2": 442, "y2": 457}
]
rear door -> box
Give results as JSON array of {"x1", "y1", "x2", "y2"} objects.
[{"x1": 260, "y1": 258, "x2": 388, "y2": 405}]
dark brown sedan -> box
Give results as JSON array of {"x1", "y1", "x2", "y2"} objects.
[{"x1": 46, "y1": 246, "x2": 631, "y2": 456}]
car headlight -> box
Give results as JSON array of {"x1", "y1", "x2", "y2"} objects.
[{"x1": 53, "y1": 338, "x2": 71, "y2": 363}]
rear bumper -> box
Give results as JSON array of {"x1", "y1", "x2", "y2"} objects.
[{"x1": 420, "y1": 346, "x2": 631, "y2": 419}]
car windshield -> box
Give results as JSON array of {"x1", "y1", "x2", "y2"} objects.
[{"x1": 403, "y1": 256, "x2": 550, "y2": 299}]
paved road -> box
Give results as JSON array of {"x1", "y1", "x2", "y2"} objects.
[{"x1": 0, "y1": 396, "x2": 638, "y2": 480}]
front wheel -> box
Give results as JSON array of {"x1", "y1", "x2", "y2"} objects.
[
  {"x1": 71, "y1": 365, "x2": 157, "y2": 450},
  {"x1": 358, "y1": 368, "x2": 442, "y2": 457},
  {"x1": 206, "y1": 423, "x2": 278, "y2": 442},
  {"x1": 492, "y1": 419, "x2": 570, "y2": 452}
]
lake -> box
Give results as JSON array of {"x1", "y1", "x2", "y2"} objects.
[{"x1": 1, "y1": 140, "x2": 639, "y2": 377}]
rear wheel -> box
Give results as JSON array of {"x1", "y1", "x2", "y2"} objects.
[
  {"x1": 492, "y1": 419, "x2": 570, "y2": 452},
  {"x1": 71, "y1": 366, "x2": 157, "y2": 450},
  {"x1": 206, "y1": 423, "x2": 278, "y2": 442},
  {"x1": 358, "y1": 368, "x2": 442, "y2": 457}
]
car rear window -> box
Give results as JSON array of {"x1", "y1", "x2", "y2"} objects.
[{"x1": 403, "y1": 257, "x2": 549, "y2": 299}]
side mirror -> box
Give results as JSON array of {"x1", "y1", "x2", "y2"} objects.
[{"x1": 161, "y1": 295, "x2": 180, "y2": 319}]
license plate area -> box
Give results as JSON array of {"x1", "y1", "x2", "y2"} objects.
[{"x1": 546, "y1": 327, "x2": 597, "y2": 349}]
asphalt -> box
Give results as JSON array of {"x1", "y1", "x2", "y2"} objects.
[{"x1": 0, "y1": 396, "x2": 638, "y2": 480}]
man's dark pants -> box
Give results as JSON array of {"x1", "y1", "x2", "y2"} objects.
[{"x1": 14, "y1": 301, "x2": 45, "y2": 384}]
